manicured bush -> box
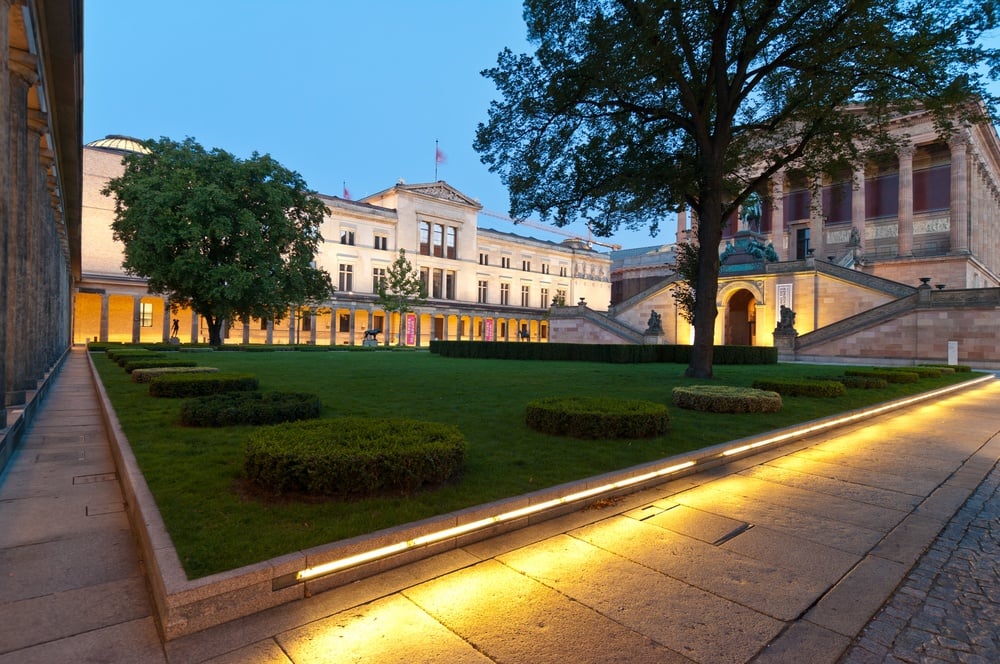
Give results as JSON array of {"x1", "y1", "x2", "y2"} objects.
[
  {"x1": 918, "y1": 365, "x2": 954, "y2": 374},
  {"x1": 179, "y1": 391, "x2": 321, "y2": 427},
  {"x1": 835, "y1": 375, "x2": 888, "y2": 389},
  {"x1": 886, "y1": 366, "x2": 945, "y2": 378},
  {"x1": 672, "y1": 385, "x2": 782, "y2": 413},
  {"x1": 844, "y1": 368, "x2": 920, "y2": 383},
  {"x1": 132, "y1": 366, "x2": 219, "y2": 383},
  {"x1": 244, "y1": 417, "x2": 467, "y2": 496},
  {"x1": 123, "y1": 359, "x2": 198, "y2": 374},
  {"x1": 148, "y1": 372, "x2": 259, "y2": 398},
  {"x1": 429, "y1": 341, "x2": 775, "y2": 364},
  {"x1": 921, "y1": 363, "x2": 971, "y2": 372},
  {"x1": 752, "y1": 378, "x2": 846, "y2": 398},
  {"x1": 525, "y1": 396, "x2": 669, "y2": 439},
  {"x1": 110, "y1": 350, "x2": 167, "y2": 365}
]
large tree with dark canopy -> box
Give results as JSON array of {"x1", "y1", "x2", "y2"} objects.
[
  {"x1": 104, "y1": 137, "x2": 334, "y2": 346},
  {"x1": 476, "y1": 0, "x2": 999, "y2": 377}
]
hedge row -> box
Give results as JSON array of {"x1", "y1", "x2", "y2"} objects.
[
  {"x1": 752, "y1": 378, "x2": 846, "y2": 398},
  {"x1": 430, "y1": 341, "x2": 777, "y2": 365},
  {"x1": 148, "y1": 373, "x2": 259, "y2": 398},
  {"x1": 835, "y1": 375, "x2": 888, "y2": 389},
  {"x1": 123, "y1": 359, "x2": 198, "y2": 374},
  {"x1": 179, "y1": 391, "x2": 321, "y2": 427},
  {"x1": 844, "y1": 368, "x2": 920, "y2": 383},
  {"x1": 672, "y1": 385, "x2": 782, "y2": 413},
  {"x1": 525, "y1": 396, "x2": 669, "y2": 439},
  {"x1": 244, "y1": 417, "x2": 467, "y2": 495},
  {"x1": 132, "y1": 366, "x2": 219, "y2": 383}
]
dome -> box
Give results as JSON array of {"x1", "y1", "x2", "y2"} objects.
[{"x1": 85, "y1": 134, "x2": 150, "y2": 154}]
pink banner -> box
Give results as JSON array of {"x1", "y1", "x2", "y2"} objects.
[
  {"x1": 405, "y1": 313, "x2": 416, "y2": 346},
  {"x1": 484, "y1": 318, "x2": 494, "y2": 342}
]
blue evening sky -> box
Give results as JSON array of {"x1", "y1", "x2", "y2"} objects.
[{"x1": 83, "y1": 2, "x2": 1000, "y2": 252}]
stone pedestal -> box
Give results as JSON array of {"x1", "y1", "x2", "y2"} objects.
[
  {"x1": 643, "y1": 333, "x2": 664, "y2": 345},
  {"x1": 773, "y1": 331, "x2": 797, "y2": 361}
]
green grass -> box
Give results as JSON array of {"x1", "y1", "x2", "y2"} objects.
[{"x1": 91, "y1": 350, "x2": 975, "y2": 578}]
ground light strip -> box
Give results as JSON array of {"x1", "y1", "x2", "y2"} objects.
[{"x1": 294, "y1": 373, "x2": 993, "y2": 585}]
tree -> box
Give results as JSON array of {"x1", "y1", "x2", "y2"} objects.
[
  {"x1": 475, "y1": 0, "x2": 998, "y2": 377},
  {"x1": 103, "y1": 137, "x2": 334, "y2": 346},
  {"x1": 376, "y1": 249, "x2": 427, "y2": 345}
]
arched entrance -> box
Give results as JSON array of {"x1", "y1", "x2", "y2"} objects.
[{"x1": 725, "y1": 289, "x2": 757, "y2": 346}]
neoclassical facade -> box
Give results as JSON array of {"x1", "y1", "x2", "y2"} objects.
[
  {"x1": 1, "y1": 0, "x2": 82, "y2": 468},
  {"x1": 76, "y1": 141, "x2": 612, "y2": 347}
]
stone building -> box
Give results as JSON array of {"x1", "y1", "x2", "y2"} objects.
[
  {"x1": 1, "y1": 0, "x2": 83, "y2": 472},
  {"x1": 75, "y1": 140, "x2": 612, "y2": 347},
  {"x1": 556, "y1": 106, "x2": 1000, "y2": 366}
]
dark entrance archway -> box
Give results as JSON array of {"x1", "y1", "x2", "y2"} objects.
[{"x1": 725, "y1": 289, "x2": 757, "y2": 346}]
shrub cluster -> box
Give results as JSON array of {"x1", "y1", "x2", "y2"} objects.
[
  {"x1": 835, "y1": 375, "x2": 888, "y2": 389},
  {"x1": 844, "y1": 368, "x2": 920, "y2": 383},
  {"x1": 525, "y1": 396, "x2": 669, "y2": 439},
  {"x1": 179, "y1": 391, "x2": 321, "y2": 427},
  {"x1": 148, "y1": 372, "x2": 259, "y2": 398},
  {"x1": 244, "y1": 417, "x2": 467, "y2": 495},
  {"x1": 672, "y1": 385, "x2": 782, "y2": 413},
  {"x1": 123, "y1": 359, "x2": 198, "y2": 374},
  {"x1": 921, "y1": 363, "x2": 970, "y2": 372},
  {"x1": 109, "y1": 350, "x2": 167, "y2": 365},
  {"x1": 752, "y1": 378, "x2": 846, "y2": 398},
  {"x1": 132, "y1": 366, "x2": 219, "y2": 383},
  {"x1": 430, "y1": 341, "x2": 777, "y2": 365}
]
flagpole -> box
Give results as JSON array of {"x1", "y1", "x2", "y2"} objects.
[{"x1": 435, "y1": 139, "x2": 439, "y2": 180}]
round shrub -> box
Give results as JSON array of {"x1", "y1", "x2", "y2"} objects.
[
  {"x1": 244, "y1": 417, "x2": 467, "y2": 496},
  {"x1": 752, "y1": 378, "x2": 845, "y2": 398},
  {"x1": 672, "y1": 385, "x2": 782, "y2": 413},
  {"x1": 180, "y1": 391, "x2": 321, "y2": 427},
  {"x1": 525, "y1": 396, "x2": 669, "y2": 439}
]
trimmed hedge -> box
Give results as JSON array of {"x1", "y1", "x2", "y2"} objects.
[
  {"x1": 844, "y1": 368, "x2": 920, "y2": 383},
  {"x1": 244, "y1": 417, "x2": 467, "y2": 496},
  {"x1": 921, "y1": 363, "x2": 971, "y2": 372},
  {"x1": 835, "y1": 375, "x2": 888, "y2": 389},
  {"x1": 123, "y1": 359, "x2": 198, "y2": 374},
  {"x1": 525, "y1": 396, "x2": 669, "y2": 439},
  {"x1": 430, "y1": 340, "x2": 777, "y2": 365},
  {"x1": 672, "y1": 385, "x2": 782, "y2": 413},
  {"x1": 111, "y1": 351, "x2": 168, "y2": 365},
  {"x1": 148, "y1": 372, "x2": 259, "y2": 398},
  {"x1": 752, "y1": 378, "x2": 846, "y2": 398},
  {"x1": 179, "y1": 391, "x2": 321, "y2": 427},
  {"x1": 132, "y1": 366, "x2": 219, "y2": 383}
]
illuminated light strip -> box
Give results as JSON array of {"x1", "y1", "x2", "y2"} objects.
[
  {"x1": 295, "y1": 374, "x2": 993, "y2": 584},
  {"x1": 295, "y1": 460, "x2": 696, "y2": 583},
  {"x1": 722, "y1": 374, "x2": 994, "y2": 457}
]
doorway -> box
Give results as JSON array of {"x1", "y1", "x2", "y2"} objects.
[{"x1": 726, "y1": 290, "x2": 756, "y2": 346}]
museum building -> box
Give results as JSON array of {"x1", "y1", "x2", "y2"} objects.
[{"x1": 75, "y1": 138, "x2": 612, "y2": 347}]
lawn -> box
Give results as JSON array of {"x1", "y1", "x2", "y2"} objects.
[{"x1": 91, "y1": 349, "x2": 973, "y2": 578}]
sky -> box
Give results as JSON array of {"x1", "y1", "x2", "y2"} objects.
[{"x1": 83, "y1": 1, "x2": 664, "y2": 251}]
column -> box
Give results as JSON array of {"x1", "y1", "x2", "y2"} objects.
[
  {"x1": 161, "y1": 302, "x2": 171, "y2": 342},
  {"x1": 0, "y1": 0, "x2": 9, "y2": 425},
  {"x1": 809, "y1": 176, "x2": 824, "y2": 258},
  {"x1": 950, "y1": 133, "x2": 969, "y2": 254},
  {"x1": 770, "y1": 173, "x2": 785, "y2": 258},
  {"x1": 897, "y1": 144, "x2": 914, "y2": 257},
  {"x1": 242, "y1": 320, "x2": 250, "y2": 344},
  {"x1": 265, "y1": 319, "x2": 273, "y2": 345},
  {"x1": 851, "y1": 161, "x2": 867, "y2": 256},
  {"x1": 288, "y1": 309, "x2": 296, "y2": 344},
  {"x1": 675, "y1": 207, "x2": 688, "y2": 244},
  {"x1": 27, "y1": 109, "x2": 45, "y2": 382},
  {"x1": 349, "y1": 307, "x2": 357, "y2": 345},
  {"x1": 99, "y1": 294, "x2": 110, "y2": 342},
  {"x1": 131, "y1": 296, "x2": 142, "y2": 343},
  {"x1": 309, "y1": 310, "x2": 317, "y2": 345},
  {"x1": 189, "y1": 312, "x2": 198, "y2": 344}
]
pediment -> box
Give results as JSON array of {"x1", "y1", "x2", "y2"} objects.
[{"x1": 398, "y1": 181, "x2": 482, "y2": 209}]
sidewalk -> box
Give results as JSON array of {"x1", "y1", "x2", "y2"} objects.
[{"x1": 1, "y1": 348, "x2": 998, "y2": 663}]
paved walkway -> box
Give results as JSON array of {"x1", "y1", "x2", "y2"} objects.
[{"x1": 0, "y1": 348, "x2": 998, "y2": 663}]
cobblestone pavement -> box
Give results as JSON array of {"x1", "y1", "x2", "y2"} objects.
[{"x1": 842, "y1": 458, "x2": 1000, "y2": 663}]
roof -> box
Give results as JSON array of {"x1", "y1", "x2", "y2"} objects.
[{"x1": 85, "y1": 135, "x2": 150, "y2": 154}]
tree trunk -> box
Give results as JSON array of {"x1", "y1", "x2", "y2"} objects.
[
  {"x1": 206, "y1": 315, "x2": 224, "y2": 347},
  {"x1": 685, "y1": 201, "x2": 724, "y2": 379}
]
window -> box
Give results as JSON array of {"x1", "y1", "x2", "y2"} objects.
[
  {"x1": 433, "y1": 224, "x2": 444, "y2": 258},
  {"x1": 419, "y1": 222, "x2": 431, "y2": 256},
  {"x1": 432, "y1": 268, "x2": 443, "y2": 298},
  {"x1": 796, "y1": 227, "x2": 811, "y2": 259},
  {"x1": 338, "y1": 264, "x2": 353, "y2": 292},
  {"x1": 540, "y1": 288, "x2": 549, "y2": 308},
  {"x1": 556, "y1": 289, "x2": 567, "y2": 305},
  {"x1": 522, "y1": 260, "x2": 531, "y2": 272},
  {"x1": 301, "y1": 314, "x2": 312, "y2": 332},
  {"x1": 521, "y1": 285, "x2": 530, "y2": 306},
  {"x1": 559, "y1": 266, "x2": 568, "y2": 277},
  {"x1": 260, "y1": 318, "x2": 268, "y2": 330},
  {"x1": 445, "y1": 271, "x2": 456, "y2": 300},
  {"x1": 338, "y1": 314, "x2": 350, "y2": 333},
  {"x1": 479, "y1": 252, "x2": 489, "y2": 265},
  {"x1": 340, "y1": 229, "x2": 355, "y2": 245},
  {"x1": 139, "y1": 302, "x2": 153, "y2": 328},
  {"x1": 541, "y1": 263, "x2": 549, "y2": 275},
  {"x1": 446, "y1": 227, "x2": 457, "y2": 259},
  {"x1": 501, "y1": 256, "x2": 511, "y2": 269},
  {"x1": 478, "y1": 280, "x2": 488, "y2": 304},
  {"x1": 419, "y1": 267, "x2": 429, "y2": 293},
  {"x1": 372, "y1": 267, "x2": 387, "y2": 293},
  {"x1": 500, "y1": 282, "x2": 510, "y2": 305},
  {"x1": 373, "y1": 314, "x2": 384, "y2": 333},
  {"x1": 374, "y1": 234, "x2": 388, "y2": 250}
]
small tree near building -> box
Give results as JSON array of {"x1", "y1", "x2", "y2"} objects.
[{"x1": 376, "y1": 249, "x2": 427, "y2": 345}]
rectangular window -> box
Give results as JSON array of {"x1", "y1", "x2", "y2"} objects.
[
  {"x1": 521, "y1": 285, "x2": 530, "y2": 306},
  {"x1": 823, "y1": 180, "x2": 853, "y2": 224},
  {"x1": 338, "y1": 313, "x2": 350, "y2": 333},
  {"x1": 478, "y1": 280, "x2": 488, "y2": 304},
  {"x1": 445, "y1": 271, "x2": 456, "y2": 300},
  {"x1": 433, "y1": 224, "x2": 444, "y2": 258},
  {"x1": 419, "y1": 267, "x2": 429, "y2": 293},
  {"x1": 419, "y1": 222, "x2": 431, "y2": 256},
  {"x1": 866, "y1": 172, "x2": 899, "y2": 219},
  {"x1": 479, "y1": 252, "x2": 489, "y2": 265},
  {"x1": 556, "y1": 289, "x2": 567, "y2": 305},
  {"x1": 372, "y1": 267, "x2": 387, "y2": 293},
  {"x1": 540, "y1": 288, "x2": 549, "y2": 308},
  {"x1": 301, "y1": 314, "x2": 312, "y2": 333},
  {"x1": 501, "y1": 256, "x2": 511, "y2": 269},
  {"x1": 784, "y1": 189, "x2": 811, "y2": 223},
  {"x1": 913, "y1": 164, "x2": 950, "y2": 213},
  {"x1": 139, "y1": 302, "x2": 153, "y2": 328},
  {"x1": 340, "y1": 229, "x2": 355, "y2": 245},
  {"x1": 522, "y1": 260, "x2": 531, "y2": 272},
  {"x1": 373, "y1": 314, "x2": 384, "y2": 333},
  {"x1": 559, "y1": 266, "x2": 568, "y2": 277},
  {"x1": 374, "y1": 234, "x2": 388, "y2": 250},
  {"x1": 541, "y1": 264, "x2": 549, "y2": 275},
  {"x1": 432, "y1": 268, "x2": 443, "y2": 299},
  {"x1": 338, "y1": 264, "x2": 353, "y2": 292},
  {"x1": 796, "y1": 227, "x2": 811, "y2": 259},
  {"x1": 260, "y1": 318, "x2": 268, "y2": 331},
  {"x1": 446, "y1": 226, "x2": 457, "y2": 259},
  {"x1": 500, "y1": 282, "x2": 510, "y2": 305}
]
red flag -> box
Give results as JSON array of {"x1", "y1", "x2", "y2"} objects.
[
  {"x1": 435, "y1": 146, "x2": 446, "y2": 165},
  {"x1": 342, "y1": 183, "x2": 351, "y2": 200}
]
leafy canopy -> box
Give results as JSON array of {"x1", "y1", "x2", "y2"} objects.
[
  {"x1": 476, "y1": 0, "x2": 999, "y2": 377},
  {"x1": 103, "y1": 137, "x2": 334, "y2": 345}
]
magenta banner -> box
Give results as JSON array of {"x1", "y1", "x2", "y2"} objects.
[
  {"x1": 484, "y1": 318, "x2": 494, "y2": 341},
  {"x1": 405, "y1": 313, "x2": 416, "y2": 345}
]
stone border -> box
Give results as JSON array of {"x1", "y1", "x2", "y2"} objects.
[{"x1": 85, "y1": 352, "x2": 994, "y2": 640}]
